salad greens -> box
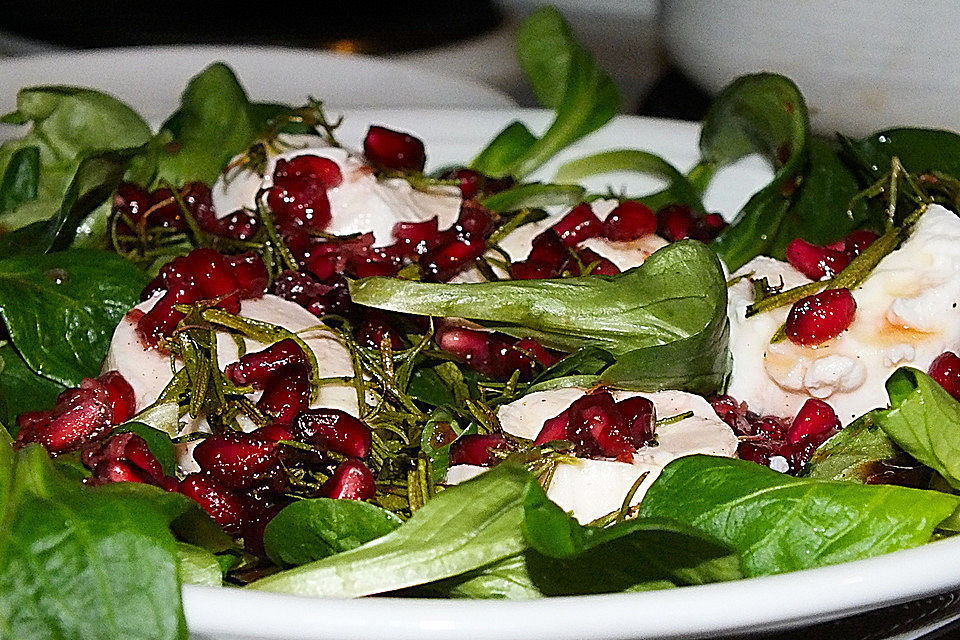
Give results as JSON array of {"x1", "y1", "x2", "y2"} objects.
[{"x1": 5, "y1": 4, "x2": 960, "y2": 640}]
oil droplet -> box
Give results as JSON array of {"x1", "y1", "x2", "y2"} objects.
[{"x1": 46, "y1": 268, "x2": 68, "y2": 285}]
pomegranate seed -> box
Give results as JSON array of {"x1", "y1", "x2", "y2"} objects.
[
  {"x1": 226, "y1": 339, "x2": 309, "y2": 389},
  {"x1": 270, "y1": 271, "x2": 353, "y2": 318},
  {"x1": 113, "y1": 182, "x2": 151, "y2": 228},
  {"x1": 186, "y1": 248, "x2": 242, "y2": 310},
  {"x1": 275, "y1": 155, "x2": 343, "y2": 188},
  {"x1": 528, "y1": 230, "x2": 569, "y2": 268},
  {"x1": 182, "y1": 182, "x2": 217, "y2": 230},
  {"x1": 98, "y1": 371, "x2": 136, "y2": 424},
  {"x1": 303, "y1": 253, "x2": 338, "y2": 282},
  {"x1": 323, "y1": 459, "x2": 376, "y2": 500},
  {"x1": 929, "y1": 352, "x2": 960, "y2": 401},
  {"x1": 393, "y1": 218, "x2": 441, "y2": 256},
  {"x1": 688, "y1": 212, "x2": 727, "y2": 242},
  {"x1": 267, "y1": 177, "x2": 331, "y2": 233},
  {"x1": 216, "y1": 210, "x2": 260, "y2": 240},
  {"x1": 602, "y1": 201, "x2": 656, "y2": 241},
  {"x1": 617, "y1": 396, "x2": 655, "y2": 447},
  {"x1": 449, "y1": 433, "x2": 509, "y2": 466},
  {"x1": 421, "y1": 237, "x2": 486, "y2": 282},
  {"x1": 193, "y1": 432, "x2": 281, "y2": 489},
  {"x1": 253, "y1": 423, "x2": 293, "y2": 443},
  {"x1": 510, "y1": 260, "x2": 556, "y2": 280},
  {"x1": 786, "y1": 398, "x2": 841, "y2": 445},
  {"x1": 292, "y1": 408, "x2": 372, "y2": 458},
  {"x1": 575, "y1": 248, "x2": 620, "y2": 276},
  {"x1": 752, "y1": 416, "x2": 788, "y2": 441},
  {"x1": 93, "y1": 459, "x2": 151, "y2": 484},
  {"x1": 86, "y1": 432, "x2": 165, "y2": 481},
  {"x1": 179, "y1": 473, "x2": 245, "y2": 534},
  {"x1": 447, "y1": 168, "x2": 483, "y2": 199},
  {"x1": 136, "y1": 285, "x2": 199, "y2": 347},
  {"x1": 455, "y1": 202, "x2": 494, "y2": 239},
  {"x1": 844, "y1": 230, "x2": 879, "y2": 257},
  {"x1": 785, "y1": 238, "x2": 850, "y2": 280},
  {"x1": 534, "y1": 412, "x2": 571, "y2": 446},
  {"x1": 567, "y1": 392, "x2": 634, "y2": 459},
  {"x1": 657, "y1": 204, "x2": 695, "y2": 241},
  {"x1": 227, "y1": 253, "x2": 269, "y2": 298},
  {"x1": 738, "y1": 440, "x2": 779, "y2": 466},
  {"x1": 350, "y1": 258, "x2": 400, "y2": 279},
  {"x1": 16, "y1": 410, "x2": 52, "y2": 434},
  {"x1": 256, "y1": 364, "x2": 311, "y2": 425},
  {"x1": 355, "y1": 311, "x2": 405, "y2": 350},
  {"x1": 785, "y1": 288, "x2": 857, "y2": 346},
  {"x1": 142, "y1": 255, "x2": 195, "y2": 301},
  {"x1": 240, "y1": 495, "x2": 288, "y2": 556},
  {"x1": 363, "y1": 125, "x2": 426, "y2": 172},
  {"x1": 16, "y1": 393, "x2": 111, "y2": 454},
  {"x1": 146, "y1": 187, "x2": 187, "y2": 230},
  {"x1": 552, "y1": 203, "x2": 602, "y2": 247}
]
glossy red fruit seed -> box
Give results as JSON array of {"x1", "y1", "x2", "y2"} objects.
[
  {"x1": 448, "y1": 168, "x2": 483, "y2": 199},
  {"x1": 738, "y1": 440, "x2": 779, "y2": 467},
  {"x1": 455, "y1": 202, "x2": 494, "y2": 239},
  {"x1": 16, "y1": 395, "x2": 112, "y2": 454},
  {"x1": 752, "y1": 416, "x2": 788, "y2": 441},
  {"x1": 193, "y1": 432, "x2": 280, "y2": 489},
  {"x1": 575, "y1": 248, "x2": 620, "y2": 276},
  {"x1": 567, "y1": 392, "x2": 634, "y2": 459},
  {"x1": 217, "y1": 210, "x2": 260, "y2": 241},
  {"x1": 267, "y1": 177, "x2": 332, "y2": 233},
  {"x1": 656, "y1": 204, "x2": 695, "y2": 242},
  {"x1": 93, "y1": 459, "x2": 151, "y2": 485},
  {"x1": 292, "y1": 408, "x2": 372, "y2": 459},
  {"x1": 182, "y1": 182, "x2": 217, "y2": 230},
  {"x1": 146, "y1": 187, "x2": 187, "y2": 230},
  {"x1": 509, "y1": 260, "x2": 556, "y2": 280},
  {"x1": 113, "y1": 182, "x2": 151, "y2": 227},
  {"x1": 552, "y1": 203, "x2": 602, "y2": 247},
  {"x1": 186, "y1": 248, "x2": 242, "y2": 309},
  {"x1": 136, "y1": 286, "x2": 199, "y2": 348},
  {"x1": 449, "y1": 433, "x2": 509, "y2": 466},
  {"x1": 85, "y1": 432, "x2": 164, "y2": 480},
  {"x1": 785, "y1": 288, "x2": 857, "y2": 346},
  {"x1": 786, "y1": 398, "x2": 841, "y2": 445},
  {"x1": 98, "y1": 370, "x2": 136, "y2": 424},
  {"x1": 785, "y1": 238, "x2": 851, "y2": 281},
  {"x1": 256, "y1": 364, "x2": 311, "y2": 425},
  {"x1": 121, "y1": 433, "x2": 165, "y2": 481},
  {"x1": 929, "y1": 352, "x2": 960, "y2": 401},
  {"x1": 363, "y1": 125, "x2": 426, "y2": 172},
  {"x1": 275, "y1": 155, "x2": 343, "y2": 189},
  {"x1": 528, "y1": 229, "x2": 569, "y2": 268},
  {"x1": 227, "y1": 253, "x2": 269, "y2": 299},
  {"x1": 239, "y1": 496, "x2": 288, "y2": 556},
  {"x1": 179, "y1": 473, "x2": 245, "y2": 534},
  {"x1": 225, "y1": 339, "x2": 309, "y2": 389},
  {"x1": 252, "y1": 423, "x2": 293, "y2": 443},
  {"x1": 393, "y1": 218, "x2": 441, "y2": 256},
  {"x1": 355, "y1": 311, "x2": 405, "y2": 350},
  {"x1": 688, "y1": 212, "x2": 727, "y2": 242},
  {"x1": 617, "y1": 396, "x2": 655, "y2": 447},
  {"x1": 534, "y1": 412, "x2": 571, "y2": 446},
  {"x1": 602, "y1": 201, "x2": 657, "y2": 242},
  {"x1": 843, "y1": 230, "x2": 879, "y2": 257},
  {"x1": 421, "y1": 237, "x2": 486, "y2": 282},
  {"x1": 323, "y1": 459, "x2": 376, "y2": 501}
]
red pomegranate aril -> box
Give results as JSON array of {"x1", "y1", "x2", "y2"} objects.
[
  {"x1": 121, "y1": 433, "x2": 165, "y2": 481},
  {"x1": 528, "y1": 230, "x2": 569, "y2": 268},
  {"x1": 267, "y1": 177, "x2": 331, "y2": 233},
  {"x1": 292, "y1": 408, "x2": 372, "y2": 459},
  {"x1": 16, "y1": 396, "x2": 112, "y2": 454},
  {"x1": 448, "y1": 168, "x2": 483, "y2": 199},
  {"x1": 576, "y1": 248, "x2": 620, "y2": 276},
  {"x1": 93, "y1": 459, "x2": 151, "y2": 485},
  {"x1": 240, "y1": 496, "x2": 288, "y2": 556},
  {"x1": 843, "y1": 230, "x2": 879, "y2": 257},
  {"x1": 786, "y1": 398, "x2": 841, "y2": 445},
  {"x1": 303, "y1": 252, "x2": 338, "y2": 281},
  {"x1": 510, "y1": 260, "x2": 556, "y2": 280},
  {"x1": 356, "y1": 312, "x2": 405, "y2": 350},
  {"x1": 225, "y1": 339, "x2": 309, "y2": 389},
  {"x1": 179, "y1": 473, "x2": 245, "y2": 534},
  {"x1": 114, "y1": 182, "x2": 151, "y2": 227},
  {"x1": 148, "y1": 187, "x2": 189, "y2": 231},
  {"x1": 534, "y1": 412, "x2": 571, "y2": 446},
  {"x1": 275, "y1": 155, "x2": 343, "y2": 189},
  {"x1": 450, "y1": 433, "x2": 509, "y2": 466},
  {"x1": 193, "y1": 432, "x2": 280, "y2": 489},
  {"x1": 738, "y1": 440, "x2": 779, "y2": 466},
  {"x1": 99, "y1": 370, "x2": 136, "y2": 424},
  {"x1": 617, "y1": 396, "x2": 655, "y2": 447},
  {"x1": 217, "y1": 210, "x2": 260, "y2": 240},
  {"x1": 602, "y1": 201, "x2": 656, "y2": 241},
  {"x1": 785, "y1": 238, "x2": 851, "y2": 280},
  {"x1": 186, "y1": 248, "x2": 242, "y2": 303},
  {"x1": 929, "y1": 352, "x2": 960, "y2": 401},
  {"x1": 567, "y1": 392, "x2": 633, "y2": 458},
  {"x1": 421, "y1": 237, "x2": 486, "y2": 282},
  {"x1": 513, "y1": 338, "x2": 557, "y2": 369},
  {"x1": 351, "y1": 258, "x2": 400, "y2": 279},
  {"x1": 437, "y1": 326, "x2": 498, "y2": 378},
  {"x1": 455, "y1": 202, "x2": 494, "y2": 239},
  {"x1": 182, "y1": 182, "x2": 217, "y2": 230},
  {"x1": 16, "y1": 410, "x2": 52, "y2": 433},
  {"x1": 136, "y1": 286, "x2": 198, "y2": 347},
  {"x1": 552, "y1": 203, "x2": 602, "y2": 247},
  {"x1": 393, "y1": 218, "x2": 440, "y2": 256},
  {"x1": 752, "y1": 416, "x2": 788, "y2": 441},
  {"x1": 657, "y1": 204, "x2": 695, "y2": 242},
  {"x1": 323, "y1": 459, "x2": 376, "y2": 501},
  {"x1": 785, "y1": 288, "x2": 857, "y2": 346},
  {"x1": 143, "y1": 255, "x2": 195, "y2": 301},
  {"x1": 256, "y1": 364, "x2": 311, "y2": 425},
  {"x1": 688, "y1": 212, "x2": 727, "y2": 242},
  {"x1": 227, "y1": 253, "x2": 269, "y2": 298},
  {"x1": 363, "y1": 125, "x2": 426, "y2": 172},
  {"x1": 253, "y1": 423, "x2": 293, "y2": 443}
]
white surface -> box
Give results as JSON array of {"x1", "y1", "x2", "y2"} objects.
[
  {"x1": 173, "y1": 109, "x2": 960, "y2": 638},
  {"x1": 0, "y1": 46, "x2": 514, "y2": 124},
  {"x1": 660, "y1": 0, "x2": 960, "y2": 136}
]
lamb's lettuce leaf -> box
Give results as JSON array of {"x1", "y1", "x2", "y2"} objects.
[
  {"x1": 842, "y1": 128, "x2": 960, "y2": 179},
  {"x1": 0, "y1": 443, "x2": 187, "y2": 640},
  {"x1": 471, "y1": 7, "x2": 620, "y2": 179},
  {"x1": 876, "y1": 367, "x2": 960, "y2": 490},
  {"x1": 638, "y1": 455, "x2": 959, "y2": 577},
  {"x1": 350, "y1": 240, "x2": 730, "y2": 393},
  {"x1": 0, "y1": 345, "x2": 64, "y2": 431},
  {"x1": 0, "y1": 249, "x2": 149, "y2": 386},
  {"x1": 804, "y1": 411, "x2": 901, "y2": 482},
  {"x1": 0, "y1": 86, "x2": 151, "y2": 234}
]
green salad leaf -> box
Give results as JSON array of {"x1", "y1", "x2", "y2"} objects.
[
  {"x1": 0, "y1": 86, "x2": 151, "y2": 233},
  {"x1": 0, "y1": 444, "x2": 187, "y2": 640},
  {"x1": 480, "y1": 182, "x2": 586, "y2": 213},
  {"x1": 842, "y1": 128, "x2": 960, "y2": 178},
  {"x1": 152, "y1": 63, "x2": 258, "y2": 187},
  {"x1": 876, "y1": 367, "x2": 960, "y2": 489},
  {"x1": 0, "y1": 249, "x2": 149, "y2": 386},
  {"x1": 350, "y1": 240, "x2": 730, "y2": 393},
  {"x1": 471, "y1": 7, "x2": 620, "y2": 179},
  {"x1": 0, "y1": 345, "x2": 64, "y2": 431},
  {"x1": 176, "y1": 543, "x2": 223, "y2": 587},
  {"x1": 263, "y1": 498, "x2": 402, "y2": 567},
  {"x1": 804, "y1": 411, "x2": 900, "y2": 482},
  {"x1": 112, "y1": 422, "x2": 178, "y2": 477},
  {"x1": 638, "y1": 456, "x2": 959, "y2": 577}
]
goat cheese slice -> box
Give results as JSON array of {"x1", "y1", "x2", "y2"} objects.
[
  {"x1": 446, "y1": 388, "x2": 738, "y2": 524},
  {"x1": 211, "y1": 134, "x2": 461, "y2": 246}
]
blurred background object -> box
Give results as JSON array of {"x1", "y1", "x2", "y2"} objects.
[{"x1": 660, "y1": 0, "x2": 960, "y2": 136}]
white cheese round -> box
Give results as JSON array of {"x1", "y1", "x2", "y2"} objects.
[
  {"x1": 211, "y1": 134, "x2": 462, "y2": 246},
  {"x1": 726, "y1": 204, "x2": 960, "y2": 424},
  {"x1": 446, "y1": 387, "x2": 738, "y2": 524}
]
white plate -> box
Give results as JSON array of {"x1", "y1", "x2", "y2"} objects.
[
  {"x1": 0, "y1": 46, "x2": 515, "y2": 122},
  {"x1": 180, "y1": 108, "x2": 960, "y2": 639}
]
